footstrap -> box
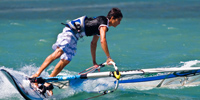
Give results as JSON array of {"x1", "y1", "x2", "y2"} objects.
[{"x1": 39, "y1": 84, "x2": 54, "y2": 95}]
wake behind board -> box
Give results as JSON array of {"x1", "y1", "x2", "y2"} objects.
[{"x1": 0, "y1": 69, "x2": 45, "y2": 100}]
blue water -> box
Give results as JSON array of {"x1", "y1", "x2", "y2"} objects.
[{"x1": 1, "y1": 0, "x2": 200, "y2": 100}]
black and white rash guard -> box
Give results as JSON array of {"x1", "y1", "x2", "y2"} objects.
[{"x1": 84, "y1": 16, "x2": 109, "y2": 36}]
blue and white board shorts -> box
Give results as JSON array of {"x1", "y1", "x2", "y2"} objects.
[{"x1": 52, "y1": 27, "x2": 80, "y2": 61}]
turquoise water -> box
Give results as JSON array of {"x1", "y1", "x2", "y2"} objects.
[{"x1": 1, "y1": 0, "x2": 200, "y2": 100}]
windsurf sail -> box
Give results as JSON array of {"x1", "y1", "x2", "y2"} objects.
[
  {"x1": 27, "y1": 62, "x2": 200, "y2": 99},
  {"x1": 27, "y1": 62, "x2": 200, "y2": 92}
]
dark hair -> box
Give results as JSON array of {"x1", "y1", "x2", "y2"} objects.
[{"x1": 107, "y1": 8, "x2": 123, "y2": 20}]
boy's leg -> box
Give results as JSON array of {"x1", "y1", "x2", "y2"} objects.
[
  {"x1": 44, "y1": 59, "x2": 70, "y2": 95},
  {"x1": 32, "y1": 47, "x2": 64, "y2": 77},
  {"x1": 49, "y1": 59, "x2": 70, "y2": 77}
]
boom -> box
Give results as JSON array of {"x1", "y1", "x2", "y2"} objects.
[{"x1": 33, "y1": 66, "x2": 200, "y2": 83}]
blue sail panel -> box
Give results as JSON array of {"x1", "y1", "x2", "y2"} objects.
[{"x1": 119, "y1": 70, "x2": 200, "y2": 83}]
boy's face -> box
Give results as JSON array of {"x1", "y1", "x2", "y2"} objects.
[{"x1": 111, "y1": 17, "x2": 122, "y2": 27}]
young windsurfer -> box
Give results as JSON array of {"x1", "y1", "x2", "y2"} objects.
[{"x1": 31, "y1": 7, "x2": 123, "y2": 95}]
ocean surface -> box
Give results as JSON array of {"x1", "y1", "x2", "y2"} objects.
[{"x1": 1, "y1": 0, "x2": 200, "y2": 100}]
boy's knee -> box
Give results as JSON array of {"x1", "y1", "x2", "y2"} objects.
[
  {"x1": 61, "y1": 59, "x2": 70, "y2": 65},
  {"x1": 51, "y1": 48, "x2": 64, "y2": 59}
]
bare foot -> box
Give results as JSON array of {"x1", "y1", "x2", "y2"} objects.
[{"x1": 30, "y1": 74, "x2": 39, "y2": 87}]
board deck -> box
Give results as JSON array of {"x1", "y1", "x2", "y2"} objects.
[{"x1": 0, "y1": 69, "x2": 45, "y2": 100}]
